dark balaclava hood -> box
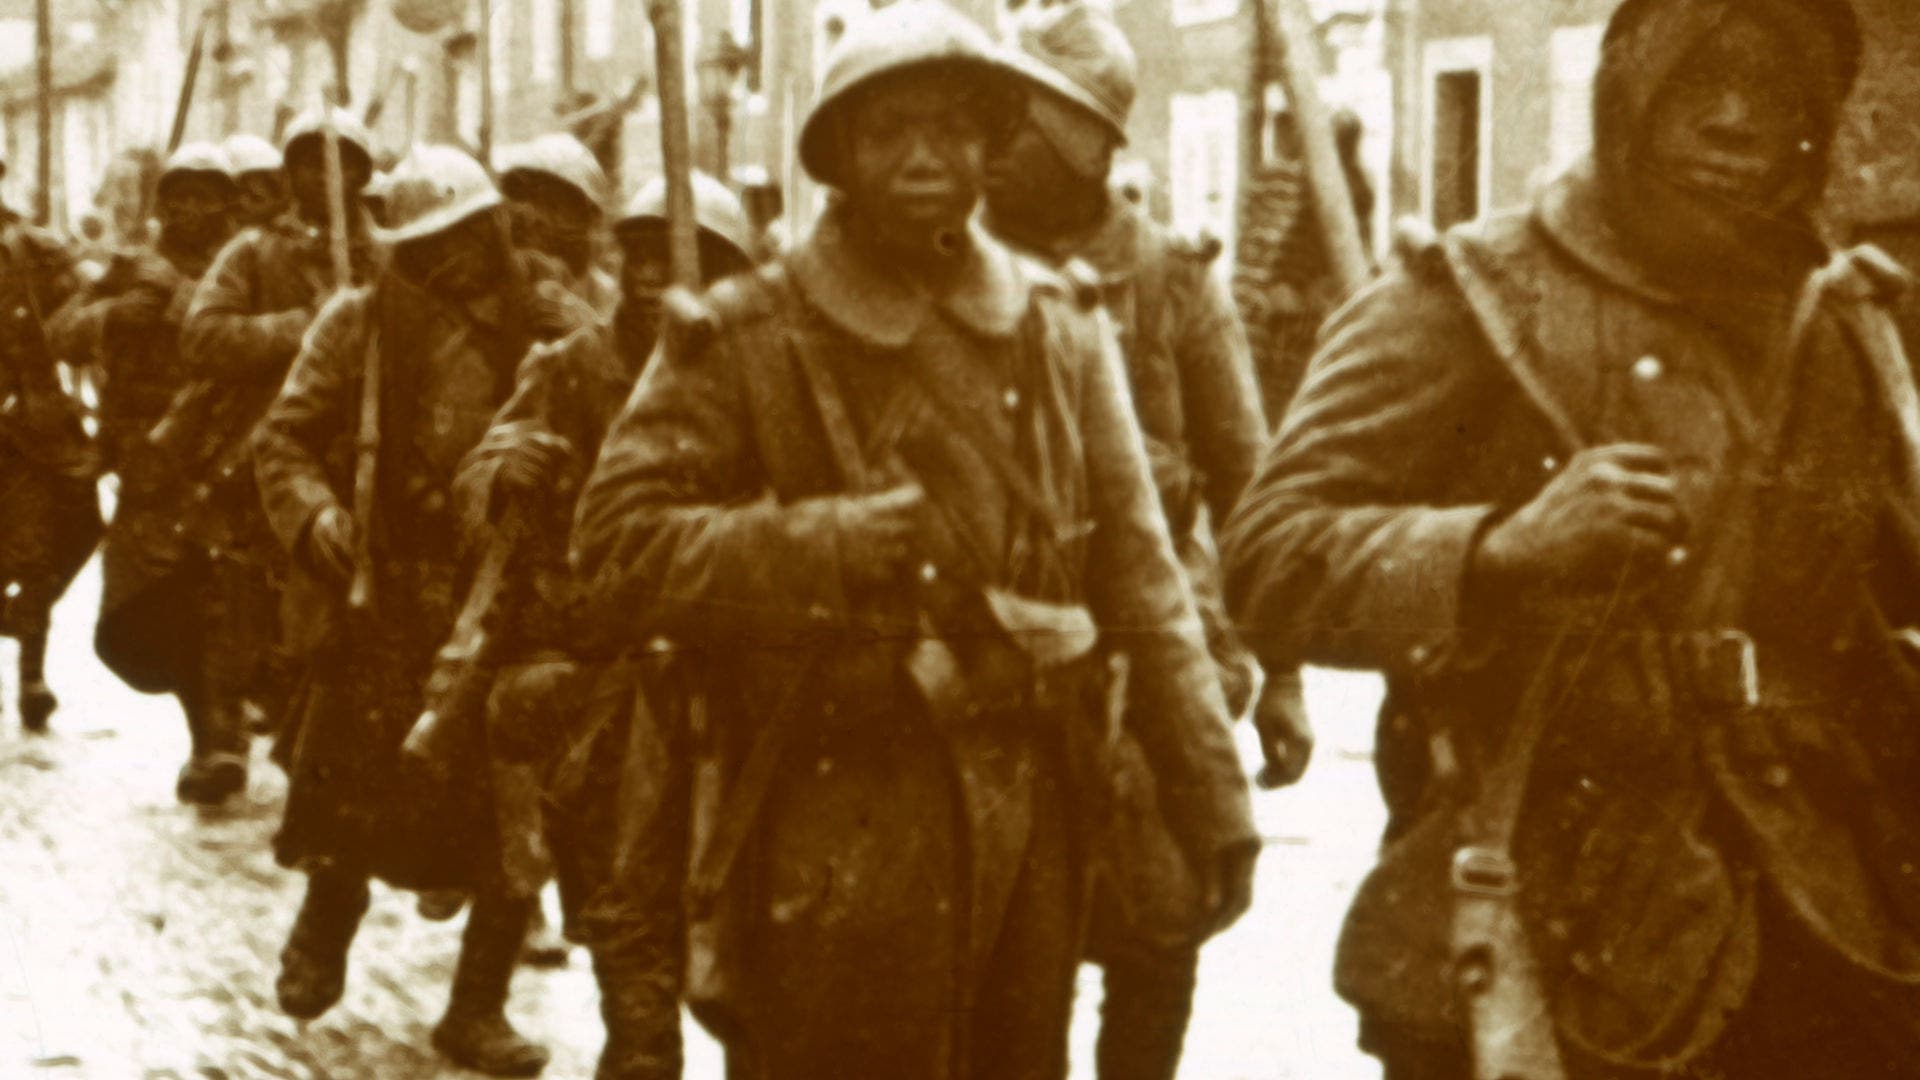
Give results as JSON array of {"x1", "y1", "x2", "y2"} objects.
[{"x1": 1592, "y1": 0, "x2": 1861, "y2": 286}]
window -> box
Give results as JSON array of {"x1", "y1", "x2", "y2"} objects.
[
  {"x1": 1548, "y1": 23, "x2": 1605, "y2": 175},
  {"x1": 1422, "y1": 36, "x2": 1491, "y2": 229},
  {"x1": 1170, "y1": 90, "x2": 1239, "y2": 263},
  {"x1": 584, "y1": 0, "x2": 614, "y2": 60}
]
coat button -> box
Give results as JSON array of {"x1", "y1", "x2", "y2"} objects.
[
  {"x1": 918, "y1": 562, "x2": 938, "y2": 584},
  {"x1": 1002, "y1": 387, "x2": 1021, "y2": 411},
  {"x1": 11, "y1": 306, "x2": 26, "y2": 320},
  {"x1": 1409, "y1": 643, "x2": 1432, "y2": 666},
  {"x1": 1542, "y1": 455, "x2": 1560, "y2": 473},
  {"x1": 1666, "y1": 546, "x2": 1690, "y2": 568},
  {"x1": 1632, "y1": 355, "x2": 1665, "y2": 382}
]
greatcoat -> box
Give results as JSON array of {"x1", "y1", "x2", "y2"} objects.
[{"x1": 573, "y1": 206, "x2": 1255, "y2": 1079}]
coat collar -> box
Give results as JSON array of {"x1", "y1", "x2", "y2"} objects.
[
  {"x1": 1534, "y1": 162, "x2": 1682, "y2": 308},
  {"x1": 788, "y1": 203, "x2": 1032, "y2": 348}
]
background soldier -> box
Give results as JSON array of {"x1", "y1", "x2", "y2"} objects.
[
  {"x1": 573, "y1": 3, "x2": 1257, "y2": 1075},
  {"x1": 455, "y1": 169, "x2": 754, "y2": 1080},
  {"x1": 253, "y1": 145, "x2": 590, "y2": 1077},
  {"x1": 178, "y1": 108, "x2": 380, "y2": 746},
  {"x1": 979, "y1": 4, "x2": 1300, "y2": 1077},
  {"x1": 88, "y1": 142, "x2": 245, "y2": 804},
  {"x1": 1223, "y1": 0, "x2": 1920, "y2": 1075},
  {"x1": 222, "y1": 133, "x2": 289, "y2": 230},
  {"x1": 0, "y1": 157, "x2": 99, "y2": 733},
  {"x1": 497, "y1": 133, "x2": 618, "y2": 315}
]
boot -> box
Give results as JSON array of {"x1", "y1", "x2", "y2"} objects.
[
  {"x1": 276, "y1": 868, "x2": 370, "y2": 1020},
  {"x1": 1094, "y1": 946, "x2": 1201, "y2": 1080},
  {"x1": 176, "y1": 752, "x2": 249, "y2": 805},
  {"x1": 590, "y1": 931, "x2": 685, "y2": 1080},
  {"x1": 433, "y1": 893, "x2": 549, "y2": 1077}
]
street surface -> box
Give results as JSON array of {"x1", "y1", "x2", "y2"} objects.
[{"x1": 0, "y1": 552, "x2": 1389, "y2": 1079}]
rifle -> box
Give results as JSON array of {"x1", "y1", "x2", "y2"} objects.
[
  {"x1": 1268, "y1": 0, "x2": 1371, "y2": 299},
  {"x1": 402, "y1": 509, "x2": 524, "y2": 777},
  {"x1": 314, "y1": 92, "x2": 376, "y2": 612},
  {"x1": 648, "y1": 0, "x2": 701, "y2": 290},
  {"x1": 166, "y1": 8, "x2": 212, "y2": 155}
]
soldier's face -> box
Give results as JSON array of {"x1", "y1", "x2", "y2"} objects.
[
  {"x1": 156, "y1": 175, "x2": 235, "y2": 252},
  {"x1": 984, "y1": 98, "x2": 1100, "y2": 220},
  {"x1": 233, "y1": 171, "x2": 288, "y2": 227},
  {"x1": 839, "y1": 70, "x2": 990, "y2": 252},
  {"x1": 1643, "y1": 14, "x2": 1814, "y2": 214},
  {"x1": 398, "y1": 211, "x2": 505, "y2": 301},
  {"x1": 285, "y1": 145, "x2": 373, "y2": 221}
]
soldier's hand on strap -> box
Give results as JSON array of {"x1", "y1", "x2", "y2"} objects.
[
  {"x1": 1253, "y1": 670, "x2": 1314, "y2": 789},
  {"x1": 305, "y1": 504, "x2": 356, "y2": 580},
  {"x1": 831, "y1": 482, "x2": 928, "y2": 588},
  {"x1": 1203, "y1": 841, "x2": 1260, "y2": 936},
  {"x1": 493, "y1": 430, "x2": 575, "y2": 503},
  {"x1": 1473, "y1": 444, "x2": 1688, "y2": 599}
]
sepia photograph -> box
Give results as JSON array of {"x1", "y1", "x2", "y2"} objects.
[{"x1": 0, "y1": 0, "x2": 1913, "y2": 1076}]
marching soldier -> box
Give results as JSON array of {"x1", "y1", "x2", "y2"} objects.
[
  {"x1": 0, "y1": 159, "x2": 100, "y2": 733},
  {"x1": 455, "y1": 169, "x2": 754, "y2": 1080},
  {"x1": 1223, "y1": 1, "x2": 1920, "y2": 1076},
  {"x1": 89, "y1": 142, "x2": 246, "y2": 803},
  {"x1": 222, "y1": 133, "x2": 290, "y2": 230},
  {"x1": 979, "y1": 5, "x2": 1302, "y2": 1077},
  {"x1": 253, "y1": 145, "x2": 591, "y2": 1077},
  {"x1": 177, "y1": 109, "x2": 380, "y2": 749},
  {"x1": 573, "y1": 4, "x2": 1258, "y2": 1075},
  {"x1": 497, "y1": 133, "x2": 618, "y2": 315}
]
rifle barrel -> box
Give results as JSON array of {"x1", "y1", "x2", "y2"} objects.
[{"x1": 648, "y1": 0, "x2": 702, "y2": 289}]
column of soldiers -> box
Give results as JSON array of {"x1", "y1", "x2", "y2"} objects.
[{"x1": 3, "y1": 0, "x2": 1917, "y2": 1076}]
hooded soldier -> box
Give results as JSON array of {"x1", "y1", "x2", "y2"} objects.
[
  {"x1": 88, "y1": 141, "x2": 249, "y2": 803},
  {"x1": 1222, "y1": 1, "x2": 1920, "y2": 1076},
  {"x1": 572, "y1": 2, "x2": 1257, "y2": 1075},
  {"x1": 174, "y1": 109, "x2": 382, "y2": 754},
  {"x1": 252, "y1": 144, "x2": 594, "y2": 1077},
  {"x1": 981, "y1": 4, "x2": 1281, "y2": 1078},
  {"x1": 497, "y1": 133, "x2": 618, "y2": 314},
  {"x1": 450, "y1": 167, "x2": 754, "y2": 1080}
]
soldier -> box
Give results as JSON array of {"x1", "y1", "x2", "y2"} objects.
[
  {"x1": 254, "y1": 144, "x2": 591, "y2": 1078},
  {"x1": 177, "y1": 109, "x2": 380, "y2": 752},
  {"x1": 456, "y1": 169, "x2": 754, "y2": 1080},
  {"x1": 497, "y1": 133, "x2": 617, "y2": 315},
  {"x1": 572, "y1": 3, "x2": 1258, "y2": 1075},
  {"x1": 0, "y1": 158, "x2": 100, "y2": 733},
  {"x1": 87, "y1": 142, "x2": 247, "y2": 802},
  {"x1": 1222, "y1": 1, "x2": 1920, "y2": 1076},
  {"x1": 223, "y1": 133, "x2": 290, "y2": 230},
  {"x1": 979, "y1": 5, "x2": 1303, "y2": 1077}
]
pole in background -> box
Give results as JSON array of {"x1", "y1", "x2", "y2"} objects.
[
  {"x1": 1270, "y1": 0, "x2": 1371, "y2": 299},
  {"x1": 33, "y1": 0, "x2": 51, "y2": 224},
  {"x1": 648, "y1": 0, "x2": 700, "y2": 289},
  {"x1": 168, "y1": 8, "x2": 214, "y2": 154},
  {"x1": 476, "y1": 0, "x2": 494, "y2": 165}
]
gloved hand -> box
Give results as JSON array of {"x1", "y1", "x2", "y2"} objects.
[
  {"x1": 305, "y1": 504, "x2": 356, "y2": 580},
  {"x1": 830, "y1": 482, "x2": 928, "y2": 589},
  {"x1": 492, "y1": 429, "x2": 574, "y2": 506},
  {"x1": 1253, "y1": 669, "x2": 1314, "y2": 789},
  {"x1": 1473, "y1": 444, "x2": 1687, "y2": 603}
]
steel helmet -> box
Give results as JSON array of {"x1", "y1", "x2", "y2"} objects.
[
  {"x1": 614, "y1": 171, "x2": 753, "y2": 266},
  {"x1": 797, "y1": 0, "x2": 1022, "y2": 187},
  {"x1": 222, "y1": 133, "x2": 282, "y2": 176},
  {"x1": 157, "y1": 141, "x2": 237, "y2": 197},
  {"x1": 1005, "y1": 0, "x2": 1137, "y2": 141},
  {"x1": 374, "y1": 144, "x2": 503, "y2": 245},
  {"x1": 280, "y1": 106, "x2": 374, "y2": 169},
  {"x1": 495, "y1": 133, "x2": 612, "y2": 215}
]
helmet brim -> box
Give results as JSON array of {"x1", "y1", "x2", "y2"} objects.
[
  {"x1": 999, "y1": 48, "x2": 1128, "y2": 145},
  {"x1": 374, "y1": 189, "x2": 504, "y2": 245}
]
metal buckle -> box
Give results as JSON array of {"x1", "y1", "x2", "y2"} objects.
[
  {"x1": 1451, "y1": 847, "x2": 1517, "y2": 898},
  {"x1": 1706, "y1": 629, "x2": 1760, "y2": 710}
]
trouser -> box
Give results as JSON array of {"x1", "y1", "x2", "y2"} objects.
[
  {"x1": 1366, "y1": 889, "x2": 1920, "y2": 1080},
  {"x1": 1093, "y1": 945, "x2": 1201, "y2": 1080},
  {"x1": 203, "y1": 553, "x2": 287, "y2": 728},
  {"x1": 289, "y1": 863, "x2": 535, "y2": 1019}
]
